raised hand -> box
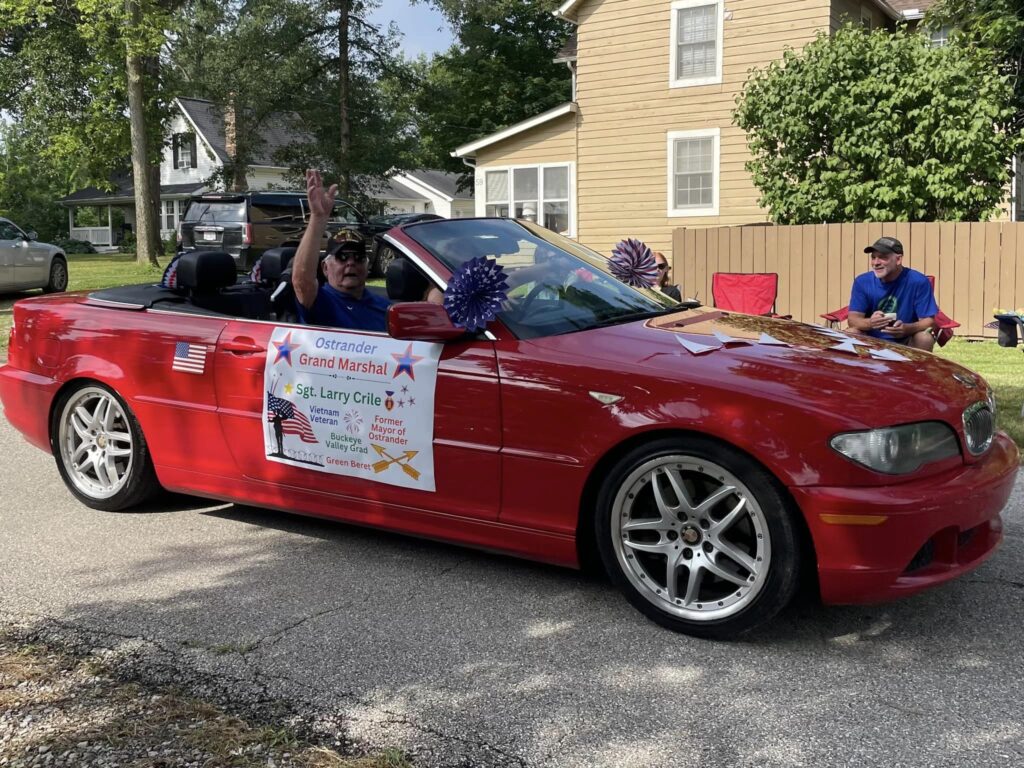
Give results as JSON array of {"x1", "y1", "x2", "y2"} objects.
[{"x1": 306, "y1": 169, "x2": 338, "y2": 219}]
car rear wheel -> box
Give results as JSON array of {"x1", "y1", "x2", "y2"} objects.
[
  {"x1": 374, "y1": 244, "x2": 398, "y2": 278},
  {"x1": 595, "y1": 437, "x2": 802, "y2": 639},
  {"x1": 43, "y1": 257, "x2": 68, "y2": 293},
  {"x1": 51, "y1": 383, "x2": 160, "y2": 511}
]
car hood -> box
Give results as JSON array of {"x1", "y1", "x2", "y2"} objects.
[{"x1": 554, "y1": 308, "x2": 989, "y2": 431}]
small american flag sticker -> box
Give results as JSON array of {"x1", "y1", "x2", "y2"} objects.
[{"x1": 172, "y1": 341, "x2": 208, "y2": 374}]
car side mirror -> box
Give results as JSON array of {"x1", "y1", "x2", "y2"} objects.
[
  {"x1": 25, "y1": 231, "x2": 37, "y2": 241},
  {"x1": 387, "y1": 302, "x2": 468, "y2": 342}
]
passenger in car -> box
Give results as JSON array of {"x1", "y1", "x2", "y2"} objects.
[{"x1": 292, "y1": 169, "x2": 390, "y2": 332}]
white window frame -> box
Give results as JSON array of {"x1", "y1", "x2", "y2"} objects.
[
  {"x1": 667, "y1": 128, "x2": 720, "y2": 217},
  {"x1": 927, "y1": 25, "x2": 951, "y2": 47},
  {"x1": 670, "y1": 0, "x2": 724, "y2": 89},
  {"x1": 476, "y1": 162, "x2": 577, "y2": 237}
]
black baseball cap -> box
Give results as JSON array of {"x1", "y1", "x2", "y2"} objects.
[
  {"x1": 864, "y1": 236, "x2": 903, "y2": 255},
  {"x1": 325, "y1": 228, "x2": 367, "y2": 257}
]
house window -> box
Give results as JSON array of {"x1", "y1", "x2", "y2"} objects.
[
  {"x1": 163, "y1": 200, "x2": 176, "y2": 230},
  {"x1": 482, "y1": 164, "x2": 574, "y2": 235},
  {"x1": 667, "y1": 128, "x2": 719, "y2": 217},
  {"x1": 928, "y1": 25, "x2": 951, "y2": 47},
  {"x1": 173, "y1": 133, "x2": 197, "y2": 170},
  {"x1": 670, "y1": 0, "x2": 723, "y2": 88},
  {"x1": 860, "y1": 7, "x2": 873, "y2": 30},
  {"x1": 485, "y1": 171, "x2": 510, "y2": 217}
]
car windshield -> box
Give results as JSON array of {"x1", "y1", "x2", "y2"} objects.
[
  {"x1": 405, "y1": 218, "x2": 678, "y2": 339},
  {"x1": 184, "y1": 201, "x2": 246, "y2": 224}
]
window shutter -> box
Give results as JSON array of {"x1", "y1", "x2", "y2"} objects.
[
  {"x1": 172, "y1": 136, "x2": 180, "y2": 169},
  {"x1": 189, "y1": 135, "x2": 197, "y2": 168}
]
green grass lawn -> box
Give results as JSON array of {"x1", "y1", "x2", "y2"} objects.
[{"x1": 1, "y1": 255, "x2": 1021, "y2": 451}]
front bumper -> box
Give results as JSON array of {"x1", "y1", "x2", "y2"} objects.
[{"x1": 792, "y1": 433, "x2": 1019, "y2": 604}]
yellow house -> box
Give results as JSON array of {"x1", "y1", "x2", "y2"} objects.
[{"x1": 451, "y1": 0, "x2": 941, "y2": 256}]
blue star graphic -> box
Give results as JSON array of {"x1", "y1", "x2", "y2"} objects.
[
  {"x1": 392, "y1": 343, "x2": 423, "y2": 380},
  {"x1": 273, "y1": 332, "x2": 300, "y2": 366}
]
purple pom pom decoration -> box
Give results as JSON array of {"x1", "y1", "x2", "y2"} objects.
[
  {"x1": 443, "y1": 256, "x2": 509, "y2": 332},
  {"x1": 609, "y1": 238, "x2": 658, "y2": 288}
]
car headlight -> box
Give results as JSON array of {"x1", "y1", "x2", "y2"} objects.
[{"x1": 830, "y1": 422, "x2": 960, "y2": 474}]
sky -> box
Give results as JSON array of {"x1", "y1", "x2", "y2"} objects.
[{"x1": 369, "y1": 1, "x2": 456, "y2": 59}]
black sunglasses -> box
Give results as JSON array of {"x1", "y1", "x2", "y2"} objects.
[
  {"x1": 328, "y1": 251, "x2": 368, "y2": 264},
  {"x1": 656, "y1": 262, "x2": 670, "y2": 271}
]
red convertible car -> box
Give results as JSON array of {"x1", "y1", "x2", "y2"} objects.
[{"x1": 1, "y1": 218, "x2": 1017, "y2": 638}]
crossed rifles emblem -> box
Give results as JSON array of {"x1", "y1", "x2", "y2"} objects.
[{"x1": 371, "y1": 444, "x2": 420, "y2": 480}]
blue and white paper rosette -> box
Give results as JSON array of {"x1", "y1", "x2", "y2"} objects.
[
  {"x1": 443, "y1": 256, "x2": 509, "y2": 333},
  {"x1": 609, "y1": 238, "x2": 659, "y2": 288}
]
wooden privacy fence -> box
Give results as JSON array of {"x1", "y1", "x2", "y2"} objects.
[{"x1": 671, "y1": 222, "x2": 1024, "y2": 338}]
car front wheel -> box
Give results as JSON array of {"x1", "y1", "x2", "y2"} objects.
[
  {"x1": 43, "y1": 257, "x2": 68, "y2": 293},
  {"x1": 51, "y1": 383, "x2": 161, "y2": 511},
  {"x1": 595, "y1": 437, "x2": 802, "y2": 639}
]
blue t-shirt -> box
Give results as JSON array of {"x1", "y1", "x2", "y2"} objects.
[
  {"x1": 296, "y1": 283, "x2": 390, "y2": 332},
  {"x1": 849, "y1": 267, "x2": 938, "y2": 339}
]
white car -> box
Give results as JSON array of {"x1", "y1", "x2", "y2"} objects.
[{"x1": 0, "y1": 218, "x2": 68, "y2": 294}]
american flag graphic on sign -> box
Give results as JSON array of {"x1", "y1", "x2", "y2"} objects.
[
  {"x1": 172, "y1": 341, "x2": 207, "y2": 374},
  {"x1": 267, "y1": 392, "x2": 318, "y2": 443}
]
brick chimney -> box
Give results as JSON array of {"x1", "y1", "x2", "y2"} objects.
[{"x1": 224, "y1": 96, "x2": 236, "y2": 160}]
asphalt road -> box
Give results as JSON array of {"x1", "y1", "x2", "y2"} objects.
[{"x1": 1, "y1": 415, "x2": 1022, "y2": 768}]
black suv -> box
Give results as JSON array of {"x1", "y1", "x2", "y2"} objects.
[{"x1": 179, "y1": 191, "x2": 394, "y2": 273}]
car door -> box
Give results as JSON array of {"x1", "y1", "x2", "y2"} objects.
[
  {"x1": 11, "y1": 227, "x2": 49, "y2": 288},
  {"x1": 213, "y1": 318, "x2": 503, "y2": 522},
  {"x1": 0, "y1": 221, "x2": 16, "y2": 290}
]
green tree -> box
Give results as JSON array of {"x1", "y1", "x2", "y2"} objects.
[
  {"x1": 0, "y1": 124, "x2": 83, "y2": 242},
  {"x1": 1, "y1": 0, "x2": 175, "y2": 264},
  {"x1": 267, "y1": 0, "x2": 422, "y2": 207},
  {"x1": 928, "y1": 0, "x2": 1024, "y2": 130},
  {"x1": 411, "y1": 0, "x2": 572, "y2": 173},
  {"x1": 734, "y1": 25, "x2": 1022, "y2": 223}
]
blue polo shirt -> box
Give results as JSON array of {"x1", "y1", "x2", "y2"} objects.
[
  {"x1": 849, "y1": 267, "x2": 938, "y2": 339},
  {"x1": 296, "y1": 283, "x2": 390, "y2": 332}
]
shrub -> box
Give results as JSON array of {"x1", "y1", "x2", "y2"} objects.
[{"x1": 54, "y1": 238, "x2": 97, "y2": 254}]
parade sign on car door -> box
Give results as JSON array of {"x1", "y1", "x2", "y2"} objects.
[{"x1": 262, "y1": 328, "x2": 442, "y2": 491}]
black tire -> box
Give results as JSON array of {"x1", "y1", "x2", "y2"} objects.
[
  {"x1": 594, "y1": 436, "x2": 802, "y2": 639},
  {"x1": 374, "y1": 244, "x2": 398, "y2": 278},
  {"x1": 50, "y1": 382, "x2": 161, "y2": 511},
  {"x1": 43, "y1": 256, "x2": 68, "y2": 293}
]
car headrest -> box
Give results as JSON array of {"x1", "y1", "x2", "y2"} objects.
[
  {"x1": 175, "y1": 250, "x2": 237, "y2": 292},
  {"x1": 386, "y1": 257, "x2": 429, "y2": 302},
  {"x1": 259, "y1": 247, "x2": 296, "y2": 283}
]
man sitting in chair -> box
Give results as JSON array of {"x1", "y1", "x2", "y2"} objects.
[
  {"x1": 847, "y1": 236, "x2": 938, "y2": 351},
  {"x1": 292, "y1": 169, "x2": 389, "y2": 332}
]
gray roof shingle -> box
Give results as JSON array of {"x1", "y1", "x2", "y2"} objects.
[{"x1": 177, "y1": 97, "x2": 310, "y2": 167}]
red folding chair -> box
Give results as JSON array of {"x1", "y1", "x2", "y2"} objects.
[
  {"x1": 820, "y1": 275, "x2": 959, "y2": 346},
  {"x1": 712, "y1": 272, "x2": 788, "y2": 317}
]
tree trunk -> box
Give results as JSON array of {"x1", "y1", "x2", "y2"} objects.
[
  {"x1": 144, "y1": 55, "x2": 163, "y2": 260},
  {"x1": 125, "y1": 0, "x2": 159, "y2": 266},
  {"x1": 337, "y1": 0, "x2": 351, "y2": 198}
]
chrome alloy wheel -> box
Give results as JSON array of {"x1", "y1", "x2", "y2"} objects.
[
  {"x1": 57, "y1": 386, "x2": 135, "y2": 500},
  {"x1": 610, "y1": 455, "x2": 771, "y2": 622}
]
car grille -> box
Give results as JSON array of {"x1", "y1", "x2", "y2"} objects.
[{"x1": 962, "y1": 402, "x2": 995, "y2": 455}]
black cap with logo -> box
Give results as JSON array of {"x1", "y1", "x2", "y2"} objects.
[
  {"x1": 325, "y1": 228, "x2": 367, "y2": 258},
  {"x1": 863, "y1": 236, "x2": 903, "y2": 255}
]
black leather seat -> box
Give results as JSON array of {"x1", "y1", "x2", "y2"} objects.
[
  {"x1": 177, "y1": 250, "x2": 270, "y2": 319},
  {"x1": 386, "y1": 257, "x2": 430, "y2": 302}
]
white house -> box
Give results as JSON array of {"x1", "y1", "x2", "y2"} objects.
[
  {"x1": 369, "y1": 170, "x2": 476, "y2": 218},
  {"x1": 59, "y1": 97, "x2": 301, "y2": 246}
]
